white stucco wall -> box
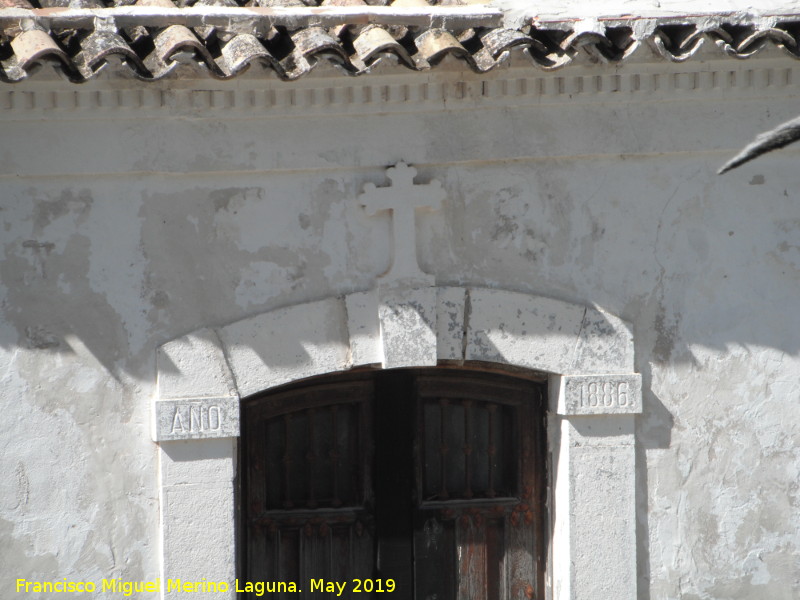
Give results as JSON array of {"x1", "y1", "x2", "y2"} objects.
[{"x1": 2, "y1": 48, "x2": 799, "y2": 599}]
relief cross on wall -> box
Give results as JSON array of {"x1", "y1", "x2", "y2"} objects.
[{"x1": 359, "y1": 162, "x2": 446, "y2": 286}]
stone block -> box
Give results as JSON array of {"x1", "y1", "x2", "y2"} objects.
[
  {"x1": 569, "y1": 445, "x2": 637, "y2": 600},
  {"x1": 153, "y1": 398, "x2": 240, "y2": 441},
  {"x1": 465, "y1": 289, "x2": 585, "y2": 374},
  {"x1": 564, "y1": 414, "x2": 636, "y2": 445},
  {"x1": 159, "y1": 438, "x2": 236, "y2": 487},
  {"x1": 157, "y1": 328, "x2": 236, "y2": 400},
  {"x1": 436, "y1": 286, "x2": 466, "y2": 361},
  {"x1": 379, "y1": 285, "x2": 437, "y2": 368},
  {"x1": 551, "y1": 416, "x2": 637, "y2": 600},
  {"x1": 345, "y1": 290, "x2": 383, "y2": 367},
  {"x1": 571, "y1": 306, "x2": 635, "y2": 373},
  {"x1": 556, "y1": 373, "x2": 642, "y2": 416},
  {"x1": 161, "y1": 484, "x2": 236, "y2": 599},
  {"x1": 218, "y1": 297, "x2": 350, "y2": 397}
]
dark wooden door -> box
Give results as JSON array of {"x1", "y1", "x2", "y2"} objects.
[{"x1": 240, "y1": 368, "x2": 545, "y2": 600}]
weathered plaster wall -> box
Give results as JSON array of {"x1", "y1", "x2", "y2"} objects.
[{"x1": 2, "y1": 54, "x2": 799, "y2": 599}]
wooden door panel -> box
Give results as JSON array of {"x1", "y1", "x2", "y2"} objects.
[
  {"x1": 242, "y1": 369, "x2": 545, "y2": 600},
  {"x1": 242, "y1": 376, "x2": 376, "y2": 599},
  {"x1": 413, "y1": 372, "x2": 542, "y2": 600},
  {"x1": 246, "y1": 516, "x2": 374, "y2": 599}
]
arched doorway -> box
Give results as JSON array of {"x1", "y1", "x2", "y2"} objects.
[
  {"x1": 239, "y1": 367, "x2": 547, "y2": 599},
  {"x1": 154, "y1": 287, "x2": 639, "y2": 600}
]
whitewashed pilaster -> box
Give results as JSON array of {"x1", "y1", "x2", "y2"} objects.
[
  {"x1": 550, "y1": 373, "x2": 642, "y2": 600},
  {"x1": 154, "y1": 329, "x2": 239, "y2": 600}
]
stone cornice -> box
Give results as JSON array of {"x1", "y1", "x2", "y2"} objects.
[{"x1": 1, "y1": 56, "x2": 798, "y2": 116}]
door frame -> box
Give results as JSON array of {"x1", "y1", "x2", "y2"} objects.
[
  {"x1": 152, "y1": 286, "x2": 642, "y2": 600},
  {"x1": 238, "y1": 367, "x2": 548, "y2": 599}
]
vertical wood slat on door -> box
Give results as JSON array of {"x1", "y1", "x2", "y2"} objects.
[
  {"x1": 507, "y1": 515, "x2": 536, "y2": 600},
  {"x1": 485, "y1": 517, "x2": 506, "y2": 600},
  {"x1": 278, "y1": 529, "x2": 299, "y2": 599},
  {"x1": 413, "y1": 515, "x2": 456, "y2": 600},
  {"x1": 508, "y1": 384, "x2": 543, "y2": 600},
  {"x1": 457, "y1": 516, "x2": 488, "y2": 600},
  {"x1": 454, "y1": 514, "x2": 509, "y2": 600},
  {"x1": 301, "y1": 522, "x2": 325, "y2": 597}
]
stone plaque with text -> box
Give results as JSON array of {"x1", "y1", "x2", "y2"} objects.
[
  {"x1": 559, "y1": 374, "x2": 642, "y2": 415},
  {"x1": 153, "y1": 397, "x2": 240, "y2": 441}
]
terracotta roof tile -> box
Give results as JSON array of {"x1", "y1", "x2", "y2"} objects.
[{"x1": 0, "y1": 2, "x2": 799, "y2": 82}]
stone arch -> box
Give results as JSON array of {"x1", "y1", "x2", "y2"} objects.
[{"x1": 152, "y1": 286, "x2": 640, "y2": 600}]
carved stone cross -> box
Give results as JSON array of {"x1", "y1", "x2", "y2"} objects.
[{"x1": 359, "y1": 162, "x2": 446, "y2": 284}]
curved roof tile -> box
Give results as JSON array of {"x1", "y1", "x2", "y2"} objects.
[{"x1": 1, "y1": 1, "x2": 799, "y2": 82}]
